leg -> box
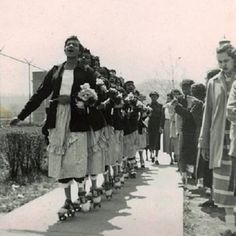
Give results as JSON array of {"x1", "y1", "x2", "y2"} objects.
[
  {"x1": 139, "y1": 150, "x2": 145, "y2": 168},
  {"x1": 57, "y1": 178, "x2": 75, "y2": 220}
]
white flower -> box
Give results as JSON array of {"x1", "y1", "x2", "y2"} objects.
[
  {"x1": 96, "y1": 78, "x2": 105, "y2": 85},
  {"x1": 80, "y1": 83, "x2": 90, "y2": 90}
]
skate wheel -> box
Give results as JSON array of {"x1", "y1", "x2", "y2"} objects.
[{"x1": 58, "y1": 215, "x2": 66, "y2": 221}]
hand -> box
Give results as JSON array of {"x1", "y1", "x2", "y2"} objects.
[
  {"x1": 159, "y1": 127, "x2": 163, "y2": 133},
  {"x1": 171, "y1": 98, "x2": 178, "y2": 107},
  {"x1": 200, "y1": 148, "x2": 209, "y2": 161},
  {"x1": 10, "y1": 117, "x2": 20, "y2": 126}
]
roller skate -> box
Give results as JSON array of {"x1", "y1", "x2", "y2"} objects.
[
  {"x1": 57, "y1": 199, "x2": 75, "y2": 221},
  {"x1": 91, "y1": 189, "x2": 102, "y2": 209},
  {"x1": 134, "y1": 160, "x2": 138, "y2": 170},
  {"x1": 128, "y1": 158, "x2": 137, "y2": 178},
  {"x1": 114, "y1": 176, "x2": 122, "y2": 190},
  {"x1": 129, "y1": 169, "x2": 137, "y2": 178},
  {"x1": 73, "y1": 191, "x2": 91, "y2": 212},
  {"x1": 119, "y1": 172, "x2": 125, "y2": 185},
  {"x1": 104, "y1": 182, "x2": 113, "y2": 200}
]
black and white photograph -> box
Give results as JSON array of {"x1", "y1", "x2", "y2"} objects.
[{"x1": 0, "y1": 0, "x2": 236, "y2": 235}]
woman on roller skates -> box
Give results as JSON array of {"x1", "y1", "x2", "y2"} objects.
[{"x1": 10, "y1": 35, "x2": 97, "y2": 221}]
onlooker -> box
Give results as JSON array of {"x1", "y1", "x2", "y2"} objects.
[
  {"x1": 199, "y1": 43, "x2": 236, "y2": 235},
  {"x1": 147, "y1": 91, "x2": 163, "y2": 165}
]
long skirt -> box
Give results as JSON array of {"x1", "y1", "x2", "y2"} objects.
[
  {"x1": 163, "y1": 119, "x2": 172, "y2": 155},
  {"x1": 87, "y1": 128, "x2": 106, "y2": 175},
  {"x1": 47, "y1": 104, "x2": 87, "y2": 180},
  {"x1": 148, "y1": 128, "x2": 160, "y2": 151},
  {"x1": 103, "y1": 126, "x2": 117, "y2": 166},
  {"x1": 123, "y1": 131, "x2": 138, "y2": 158},
  {"x1": 138, "y1": 128, "x2": 147, "y2": 150},
  {"x1": 113, "y1": 130, "x2": 124, "y2": 164},
  {"x1": 179, "y1": 132, "x2": 197, "y2": 172},
  {"x1": 213, "y1": 130, "x2": 236, "y2": 208}
]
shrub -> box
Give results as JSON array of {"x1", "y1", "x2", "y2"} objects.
[{"x1": 0, "y1": 126, "x2": 47, "y2": 182}]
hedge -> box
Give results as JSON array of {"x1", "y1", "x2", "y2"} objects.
[{"x1": 0, "y1": 126, "x2": 48, "y2": 181}]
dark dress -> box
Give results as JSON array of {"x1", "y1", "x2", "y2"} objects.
[
  {"x1": 148, "y1": 101, "x2": 163, "y2": 151},
  {"x1": 175, "y1": 102, "x2": 197, "y2": 172}
]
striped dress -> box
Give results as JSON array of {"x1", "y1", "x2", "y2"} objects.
[{"x1": 213, "y1": 79, "x2": 236, "y2": 208}]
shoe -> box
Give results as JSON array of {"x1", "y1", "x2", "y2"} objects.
[
  {"x1": 141, "y1": 164, "x2": 145, "y2": 168},
  {"x1": 199, "y1": 200, "x2": 217, "y2": 208},
  {"x1": 151, "y1": 157, "x2": 155, "y2": 163},
  {"x1": 170, "y1": 161, "x2": 174, "y2": 165},
  {"x1": 155, "y1": 160, "x2": 159, "y2": 165},
  {"x1": 219, "y1": 229, "x2": 234, "y2": 236}
]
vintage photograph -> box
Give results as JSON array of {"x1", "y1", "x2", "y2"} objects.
[{"x1": 0, "y1": 0, "x2": 236, "y2": 235}]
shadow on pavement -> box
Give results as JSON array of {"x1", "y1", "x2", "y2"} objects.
[{"x1": 45, "y1": 168, "x2": 153, "y2": 236}]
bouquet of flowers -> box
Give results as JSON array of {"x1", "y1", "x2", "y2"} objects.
[
  {"x1": 96, "y1": 77, "x2": 108, "y2": 94},
  {"x1": 107, "y1": 88, "x2": 123, "y2": 105},
  {"x1": 124, "y1": 92, "x2": 137, "y2": 107},
  {"x1": 77, "y1": 83, "x2": 98, "y2": 108}
]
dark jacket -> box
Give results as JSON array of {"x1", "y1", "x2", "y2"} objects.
[{"x1": 18, "y1": 62, "x2": 105, "y2": 132}]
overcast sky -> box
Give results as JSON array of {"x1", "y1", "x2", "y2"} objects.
[{"x1": 1, "y1": 0, "x2": 236, "y2": 95}]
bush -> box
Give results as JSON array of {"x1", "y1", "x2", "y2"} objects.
[{"x1": 0, "y1": 126, "x2": 48, "y2": 182}]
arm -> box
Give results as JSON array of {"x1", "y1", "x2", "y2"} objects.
[
  {"x1": 17, "y1": 67, "x2": 55, "y2": 121},
  {"x1": 227, "y1": 81, "x2": 236, "y2": 123},
  {"x1": 175, "y1": 104, "x2": 192, "y2": 119},
  {"x1": 198, "y1": 81, "x2": 213, "y2": 149}
]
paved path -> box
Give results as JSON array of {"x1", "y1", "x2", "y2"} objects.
[{"x1": 0, "y1": 152, "x2": 183, "y2": 236}]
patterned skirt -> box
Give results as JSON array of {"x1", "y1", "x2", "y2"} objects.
[{"x1": 213, "y1": 129, "x2": 236, "y2": 208}]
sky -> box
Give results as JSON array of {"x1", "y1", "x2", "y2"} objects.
[{"x1": 1, "y1": 0, "x2": 236, "y2": 95}]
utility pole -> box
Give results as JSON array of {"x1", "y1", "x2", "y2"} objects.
[{"x1": 24, "y1": 58, "x2": 33, "y2": 124}]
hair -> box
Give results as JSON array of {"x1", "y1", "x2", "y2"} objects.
[
  {"x1": 83, "y1": 48, "x2": 91, "y2": 55},
  {"x1": 216, "y1": 43, "x2": 236, "y2": 59},
  {"x1": 149, "y1": 92, "x2": 159, "y2": 99},
  {"x1": 191, "y1": 83, "x2": 206, "y2": 101},
  {"x1": 171, "y1": 89, "x2": 182, "y2": 96},
  {"x1": 180, "y1": 79, "x2": 195, "y2": 88},
  {"x1": 167, "y1": 93, "x2": 174, "y2": 100},
  {"x1": 64, "y1": 35, "x2": 80, "y2": 47}
]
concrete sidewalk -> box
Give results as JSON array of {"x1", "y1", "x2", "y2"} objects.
[{"x1": 0, "y1": 152, "x2": 183, "y2": 236}]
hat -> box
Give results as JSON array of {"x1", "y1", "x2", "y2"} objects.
[
  {"x1": 149, "y1": 91, "x2": 159, "y2": 98},
  {"x1": 124, "y1": 80, "x2": 134, "y2": 85}
]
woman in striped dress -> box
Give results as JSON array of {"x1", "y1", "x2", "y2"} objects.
[{"x1": 199, "y1": 43, "x2": 236, "y2": 235}]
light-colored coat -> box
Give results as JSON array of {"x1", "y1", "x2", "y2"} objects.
[
  {"x1": 226, "y1": 80, "x2": 236, "y2": 157},
  {"x1": 198, "y1": 71, "x2": 235, "y2": 169}
]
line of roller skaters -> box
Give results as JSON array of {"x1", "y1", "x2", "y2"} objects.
[{"x1": 10, "y1": 35, "x2": 162, "y2": 222}]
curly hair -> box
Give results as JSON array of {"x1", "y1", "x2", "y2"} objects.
[
  {"x1": 216, "y1": 43, "x2": 236, "y2": 59},
  {"x1": 64, "y1": 35, "x2": 80, "y2": 47}
]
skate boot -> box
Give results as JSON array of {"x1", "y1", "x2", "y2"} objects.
[
  {"x1": 57, "y1": 199, "x2": 75, "y2": 221},
  {"x1": 129, "y1": 169, "x2": 137, "y2": 178},
  {"x1": 104, "y1": 182, "x2": 113, "y2": 200},
  {"x1": 91, "y1": 189, "x2": 102, "y2": 209},
  {"x1": 119, "y1": 172, "x2": 125, "y2": 185},
  {"x1": 114, "y1": 176, "x2": 122, "y2": 190},
  {"x1": 73, "y1": 191, "x2": 91, "y2": 212},
  {"x1": 134, "y1": 160, "x2": 138, "y2": 170},
  {"x1": 128, "y1": 158, "x2": 137, "y2": 178}
]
